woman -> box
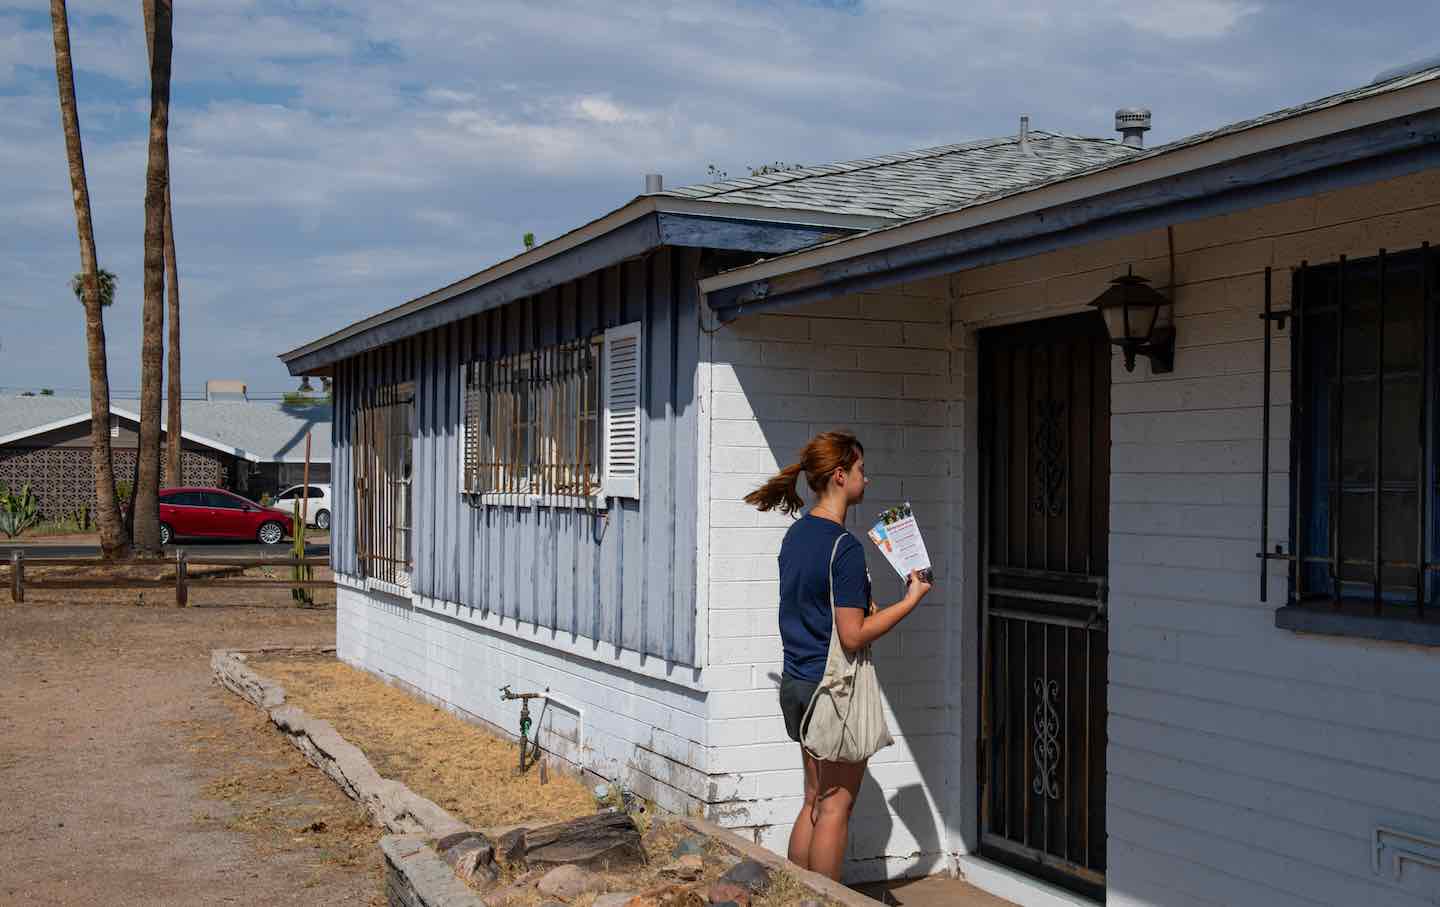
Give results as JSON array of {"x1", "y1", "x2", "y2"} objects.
[{"x1": 744, "y1": 431, "x2": 932, "y2": 880}]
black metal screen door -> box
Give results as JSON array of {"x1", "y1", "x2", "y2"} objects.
[{"x1": 978, "y1": 312, "x2": 1110, "y2": 899}]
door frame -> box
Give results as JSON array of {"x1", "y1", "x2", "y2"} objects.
[{"x1": 973, "y1": 311, "x2": 1111, "y2": 902}]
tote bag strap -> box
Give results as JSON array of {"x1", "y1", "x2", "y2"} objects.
[{"x1": 800, "y1": 533, "x2": 848, "y2": 762}]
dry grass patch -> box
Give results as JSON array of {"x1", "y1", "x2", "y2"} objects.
[{"x1": 252, "y1": 654, "x2": 595, "y2": 828}]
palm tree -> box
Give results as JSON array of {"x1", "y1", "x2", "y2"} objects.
[
  {"x1": 164, "y1": 183, "x2": 182, "y2": 487},
  {"x1": 49, "y1": 0, "x2": 130, "y2": 559},
  {"x1": 70, "y1": 268, "x2": 116, "y2": 305},
  {"x1": 132, "y1": 0, "x2": 173, "y2": 554}
]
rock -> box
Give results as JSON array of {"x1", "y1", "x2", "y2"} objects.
[
  {"x1": 496, "y1": 827, "x2": 529, "y2": 864},
  {"x1": 537, "y1": 864, "x2": 606, "y2": 900},
  {"x1": 594, "y1": 893, "x2": 640, "y2": 907},
  {"x1": 797, "y1": 900, "x2": 825, "y2": 907},
  {"x1": 707, "y1": 881, "x2": 751, "y2": 906},
  {"x1": 438, "y1": 831, "x2": 498, "y2": 887},
  {"x1": 483, "y1": 867, "x2": 545, "y2": 906},
  {"x1": 718, "y1": 860, "x2": 772, "y2": 893},
  {"x1": 711, "y1": 852, "x2": 741, "y2": 871},
  {"x1": 624, "y1": 884, "x2": 705, "y2": 907},
  {"x1": 659, "y1": 854, "x2": 704, "y2": 881},
  {"x1": 671, "y1": 836, "x2": 705, "y2": 858}
]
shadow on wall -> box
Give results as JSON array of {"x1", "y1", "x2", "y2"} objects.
[{"x1": 720, "y1": 308, "x2": 956, "y2": 882}]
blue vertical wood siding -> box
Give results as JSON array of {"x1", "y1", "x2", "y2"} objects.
[{"x1": 329, "y1": 246, "x2": 702, "y2": 665}]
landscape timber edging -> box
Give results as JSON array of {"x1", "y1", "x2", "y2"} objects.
[
  {"x1": 213, "y1": 646, "x2": 884, "y2": 907},
  {"x1": 210, "y1": 647, "x2": 467, "y2": 839}
]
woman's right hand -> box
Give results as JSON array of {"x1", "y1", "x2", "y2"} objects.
[{"x1": 906, "y1": 571, "x2": 933, "y2": 604}]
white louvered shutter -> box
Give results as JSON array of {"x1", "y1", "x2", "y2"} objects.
[{"x1": 601, "y1": 321, "x2": 643, "y2": 499}]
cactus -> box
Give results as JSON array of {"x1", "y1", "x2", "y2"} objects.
[
  {"x1": 0, "y1": 483, "x2": 40, "y2": 536},
  {"x1": 291, "y1": 498, "x2": 312, "y2": 606}
]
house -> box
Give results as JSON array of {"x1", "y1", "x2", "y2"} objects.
[
  {"x1": 283, "y1": 61, "x2": 1440, "y2": 907},
  {"x1": 0, "y1": 380, "x2": 332, "y2": 518}
]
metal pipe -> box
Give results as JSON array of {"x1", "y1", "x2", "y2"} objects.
[
  {"x1": 1333, "y1": 256, "x2": 1347, "y2": 605},
  {"x1": 1419, "y1": 242, "x2": 1431, "y2": 619},
  {"x1": 1374, "y1": 249, "x2": 1387, "y2": 613},
  {"x1": 1292, "y1": 263, "x2": 1308, "y2": 605},
  {"x1": 1261, "y1": 267, "x2": 1273, "y2": 601}
]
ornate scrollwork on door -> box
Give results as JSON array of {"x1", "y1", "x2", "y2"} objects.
[
  {"x1": 1032, "y1": 399, "x2": 1066, "y2": 517},
  {"x1": 1032, "y1": 678, "x2": 1061, "y2": 800}
]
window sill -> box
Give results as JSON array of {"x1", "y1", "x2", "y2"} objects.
[
  {"x1": 462, "y1": 491, "x2": 609, "y2": 511},
  {"x1": 1274, "y1": 601, "x2": 1440, "y2": 647},
  {"x1": 365, "y1": 577, "x2": 413, "y2": 598}
]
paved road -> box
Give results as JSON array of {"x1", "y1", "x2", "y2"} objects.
[{"x1": 0, "y1": 540, "x2": 330, "y2": 559}]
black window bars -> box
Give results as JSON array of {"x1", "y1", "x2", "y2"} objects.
[{"x1": 1258, "y1": 243, "x2": 1438, "y2": 617}]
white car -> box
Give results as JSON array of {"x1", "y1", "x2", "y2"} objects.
[{"x1": 272, "y1": 483, "x2": 332, "y2": 531}]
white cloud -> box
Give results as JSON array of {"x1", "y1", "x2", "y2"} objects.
[
  {"x1": 1102, "y1": 0, "x2": 1259, "y2": 39},
  {"x1": 0, "y1": 0, "x2": 1430, "y2": 393}
]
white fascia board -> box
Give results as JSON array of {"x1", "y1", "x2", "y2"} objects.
[
  {"x1": 0, "y1": 412, "x2": 92, "y2": 447},
  {"x1": 278, "y1": 197, "x2": 884, "y2": 367},
  {"x1": 1, "y1": 406, "x2": 266, "y2": 463},
  {"x1": 699, "y1": 77, "x2": 1440, "y2": 293}
]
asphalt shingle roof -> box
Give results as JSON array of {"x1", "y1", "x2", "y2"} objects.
[
  {"x1": 822, "y1": 64, "x2": 1440, "y2": 239},
  {"x1": 660, "y1": 130, "x2": 1140, "y2": 219},
  {"x1": 0, "y1": 396, "x2": 331, "y2": 462}
]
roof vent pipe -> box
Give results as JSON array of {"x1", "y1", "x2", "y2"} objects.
[
  {"x1": 1018, "y1": 115, "x2": 1035, "y2": 156},
  {"x1": 644, "y1": 173, "x2": 663, "y2": 194},
  {"x1": 1115, "y1": 107, "x2": 1152, "y2": 149}
]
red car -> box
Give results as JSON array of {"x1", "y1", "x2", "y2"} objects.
[{"x1": 155, "y1": 487, "x2": 294, "y2": 546}]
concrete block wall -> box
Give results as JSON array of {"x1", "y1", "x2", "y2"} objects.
[
  {"x1": 950, "y1": 169, "x2": 1440, "y2": 906},
  {"x1": 701, "y1": 279, "x2": 963, "y2": 881},
  {"x1": 334, "y1": 581, "x2": 718, "y2": 819}
]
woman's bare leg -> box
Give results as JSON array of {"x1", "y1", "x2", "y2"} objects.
[
  {"x1": 807, "y1": 759, "x2": 866, "y2": 881},
  {"x1": 787, "y1": 748, "x2": 821, "y2": 867}
]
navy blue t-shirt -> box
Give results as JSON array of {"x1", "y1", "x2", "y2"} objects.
[{"x1": 779, "y1": 514, "x2": 871, "y2": 683}]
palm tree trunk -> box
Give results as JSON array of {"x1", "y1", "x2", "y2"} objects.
[
  {"x1": 133, "y1": 0, "x2": 173, "y2": 555},
  {"x1": 164, "y1": 183, "x2": 182, "y2": 488},
  {"x1": 49, "y1": 0, "x2": 130, "y2": 559}
]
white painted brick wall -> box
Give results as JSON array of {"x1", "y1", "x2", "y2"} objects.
[
  {"x1": 334, "y1": 582, "x2": 724, "y2": 818},
  {"x1": 948, "y1": 170, "x2": 1440, "y2": 907},
  {"x1": 702, "y1": 285, "x2": 961, "y2": 882}
]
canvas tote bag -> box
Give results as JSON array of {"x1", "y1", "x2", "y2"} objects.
[{"x1": 800, "y1": 535, "x2": 894, "y2": 764}]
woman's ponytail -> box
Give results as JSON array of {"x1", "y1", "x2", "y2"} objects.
[
  {"x1": 744, "y1": 462, "x2": 806, "y2": 514},
  {"x1": 743, "y1": 431, "x2": 864, "y2": 516}
]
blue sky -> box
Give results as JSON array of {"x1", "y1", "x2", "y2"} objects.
[{"x1": 0, "y1": 1, "x2": 1433, "y2": 395}]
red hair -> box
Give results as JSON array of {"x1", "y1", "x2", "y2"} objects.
[{"x1": 743, "y1": 431, "x2": 864, "y2": 515}]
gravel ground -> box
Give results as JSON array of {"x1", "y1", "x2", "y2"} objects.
[{"x1": 0, "y1": 598, "x2": 382, "y2": 906}]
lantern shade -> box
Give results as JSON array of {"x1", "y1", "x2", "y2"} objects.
[
  {"x1": 1089, "y1": 269, "x2": 1174, "y2": 373},
  {"x1": 1097, "y1": 299, "x2": 1158, "y2": 341}
]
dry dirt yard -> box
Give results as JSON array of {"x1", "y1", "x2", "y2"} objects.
[{"x1": 0, "y1": 594, "x2": 381, "y2": 906}]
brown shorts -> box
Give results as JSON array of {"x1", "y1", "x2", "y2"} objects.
[{"x1": 779, "y1": 675, "x2": 819, "y2": 743}]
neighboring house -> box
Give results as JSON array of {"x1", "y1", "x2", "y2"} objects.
[
  {"x1": 0, "y1": 381, "x2": 331, "y2": 517},
  {"x1": 284, "y1": 62, "x2": 1440, "y2": 907}
]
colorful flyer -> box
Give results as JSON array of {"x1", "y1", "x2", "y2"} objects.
[{"x1": 867, "y1": 502, "x2": 934, "y2": 583}]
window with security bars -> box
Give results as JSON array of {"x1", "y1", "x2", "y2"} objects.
[
  {"x1": 461, "y1": 321, "x2": 641, "y2": 502},
  {"x1": 1267, "y1": 244, "x2": 1439, "y2": 617},
  {"x1": 354, "y1": 382, "x2": 415, "y2": 588}
]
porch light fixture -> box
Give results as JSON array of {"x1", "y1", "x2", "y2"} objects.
[{"x1": 1089, "y1": 266, "x2": 1175, "y2": 373}]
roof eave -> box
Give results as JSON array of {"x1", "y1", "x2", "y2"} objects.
[
  {"x1": 278, "y1": 197, "x2": 891, "y2": 375},
  {"x1": 701, "y1": 75, "x2": 1440, "y2": 312}
]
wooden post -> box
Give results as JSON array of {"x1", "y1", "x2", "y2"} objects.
[
  {"x1": 10, "y1": 551, "x2": 22, "y2": 604},
  {"x1": 175, "y1": 549, "x2": 188, "y2": 607}
]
